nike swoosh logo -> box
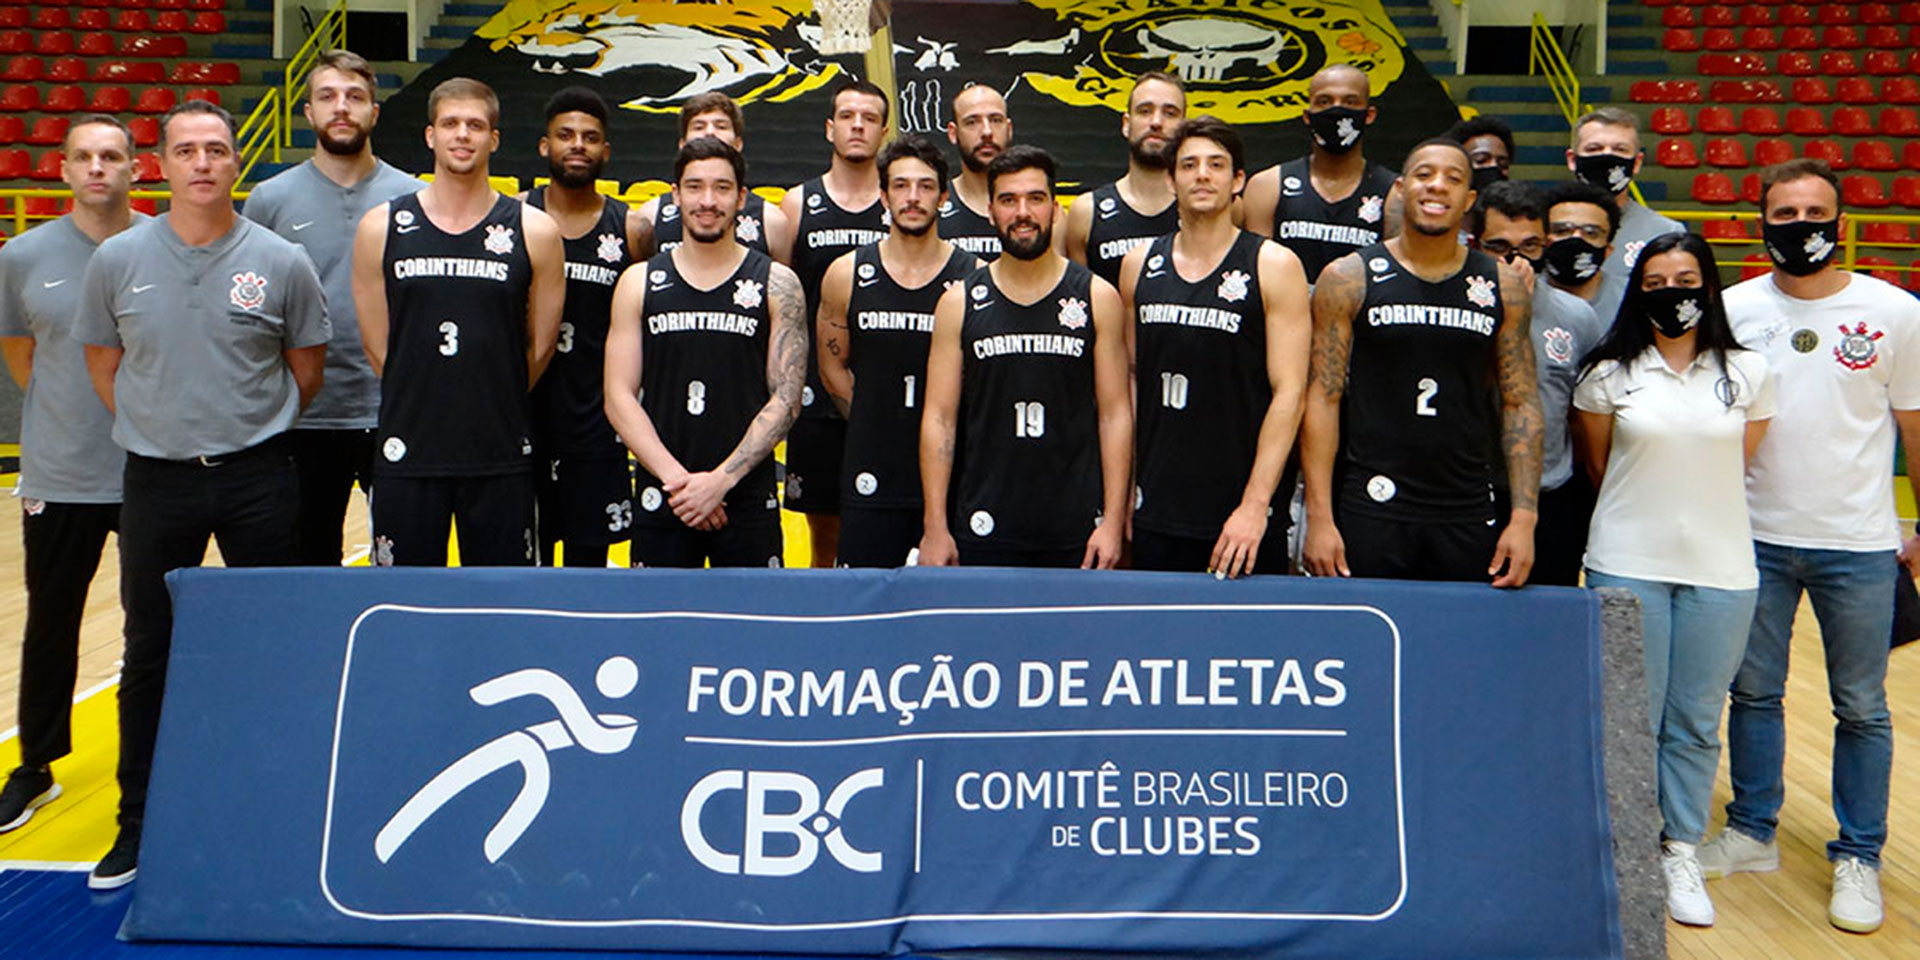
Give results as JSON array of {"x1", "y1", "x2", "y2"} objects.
[
  {"x1": 291, "y1": 221, "x2": 314, "y2": 231},
  {"x1": 130, "y1": 283, "x2": 156, "y2": 294},
  {"x1": 857, "y1": 279, "x2": 879, "y2": 288},
  {"x1": 1621, "y1": 387, "x2": 1644, "y2": 397},
  {"x1": 396, "y1": 225, "x2": 420, "y2": 234},
  {"x1": 1372, "y1": 273, "x2": 1397, "y2": 282},
  {"x1": 1283, "y1": 190, "x2": 1304, "y2": 197},
  {"x1": 1098, "y1": 211, "x2": 1117, "y2": 220},
  {"x1": 649, "y1": 284, "x2": 672, "y2": 292},
  {"x1": 1143, "y1": 270, "x2": 1165, "y2": 279},
  {"x1": 41, "y1": 279, "x2": 65, "y2": 288}
]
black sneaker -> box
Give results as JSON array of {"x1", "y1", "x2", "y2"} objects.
[
  {"x1": 0, "y1": 766, "x2": 60, "y2": 833},
  {"x1": 89, "y1": 827, "x2": 140, "y2": 891}
]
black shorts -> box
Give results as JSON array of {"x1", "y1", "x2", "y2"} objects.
[
  {"x1": 783, "y1": 417, "x2": 845, "y2": 514},
  {"x1": 1334, "y1": 508, "x2": 1500, "y2": 583},
  {"x1": 371, "y1": 473, "x2": 536, "y2": 567},
  {"x1": 958, "y1": 543, "x2": 1084, "y2": 568},
  {"x1": 536, "y1": 455, "x2": 633, "y2": 547},
  {"x1": 838, "y1": 506, "x2": 922, "y2": 567},
  {"x1": 1131, "y1": 524, "x2": 1291, "y2": 576},
  {"x1": 631, "y1": 520, "x2": 783, "y2": 569}
]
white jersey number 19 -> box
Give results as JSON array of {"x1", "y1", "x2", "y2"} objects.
[{"x1": 1014, "y1": 400, "x2": 1046, "y2": 438}]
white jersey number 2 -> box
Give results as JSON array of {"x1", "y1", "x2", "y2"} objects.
[{"x1": 1415, "y1": 377, "x2": 1439, "y2": 417}]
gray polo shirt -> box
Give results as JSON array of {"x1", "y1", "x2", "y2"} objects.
[
  {"x1": 1592, "y1": 199, "x2": 1685, "y2": 327},
  {"x1": 242, "y1": 159, "x2": 421, "y2": 429},
  {"x1": 1533, "y1": 284, "x2": 1606, "y2": 490},
  {"x1": 0, "y1": 214, "x2": 147, "y2": 501},
  {"x1": 75, "y1": 216, "x2": 330, "y2": 459}
]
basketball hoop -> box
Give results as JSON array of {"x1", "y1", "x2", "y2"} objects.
[{"x1": 816, "y1": 0, "x2": 875, "y2": 55}]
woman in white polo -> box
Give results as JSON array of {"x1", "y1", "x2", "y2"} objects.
[{"x1": 1571, "y1": 231, "x2": 1773, "y2": 930}]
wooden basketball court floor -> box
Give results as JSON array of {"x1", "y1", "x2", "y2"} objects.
[{"x1": 0, "y1": 476, "x2": 1914, "y2": 958}]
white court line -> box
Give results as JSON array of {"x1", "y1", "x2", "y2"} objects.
[{"x1": 0, "y1": 860, "x2": 95, "y2": 873}]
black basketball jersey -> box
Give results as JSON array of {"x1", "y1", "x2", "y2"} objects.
[
  {"x1": 1131, "y1": 231, "x2": 1273, "y2": 538},
  {"x1": 1084, "y1": 181, "x2": 1178, "y2": 289},
  {"x1": 938, "y1": 192, "x2": 1000, "y2": 261},
  {"x1": 632, "y1": 248, "x2": 779, "y2": 525},
  {"x1": 655, "y1": 191, "x2": 771, "y2": 255},
  {"x1": 377, "y1": 192, "x2": 534, "y2": 477},
  {"x1": 1270, "y1": 157, "x2": 1398, "y2": 284},
  {"x1": 791, "y1": 176, "x2": 888, "y2": 421},
  {"x1": 842, "y1": 243, "x2": 976, "y2": 508},
  {"x1": 956, "y1": 261, "x2": 1102, "y2": 551},
  {"x1": 1338, "y1": 243, "x2": 1504, "y2": 522},
  {"x1": 525, "y1": 187, "x2": 632, "y2": 458}
]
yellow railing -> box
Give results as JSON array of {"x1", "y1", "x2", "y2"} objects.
[
  {"x1": 1529, "y1": 12, "x2": 1652, "y2": 209},
  {"x1": 1668, "y1": 209, "x2": 1920, "y2": 280},
  {"x1": 232, "y1": 0, "x2": 347, "y2": 182}
]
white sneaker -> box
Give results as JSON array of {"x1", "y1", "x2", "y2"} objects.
[
  {"x1": 1829, "y1": 857, "x2": 1883, "y2": 934},
  {"x1": 1661, "y1": 840, "x2": 1716, "y2": 926},
  {"x1": 1696, "y1": 826, "x2": 1779, "y2": 879}
]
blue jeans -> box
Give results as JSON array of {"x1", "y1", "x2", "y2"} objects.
[
  {"x1": 1726, "y1": 542, "x2": 1895, "y2": 866},
  {"x1": 1586, "y1": 570, "x2": 1758, "y2": 845}
]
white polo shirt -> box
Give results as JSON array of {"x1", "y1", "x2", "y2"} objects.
[
  {"x1": 1726, "y1": 272, "x2": 1920, "y2": 552},
  {"x1": 1574, "y1": 345, "x2": 1775, "y2": 590}
]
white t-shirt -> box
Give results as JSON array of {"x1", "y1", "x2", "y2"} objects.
[
  {"x1": 1574, "y1": 346, "x2": 1775, "y2": 589},
  {"x1": 1726, "y1": 272, "x2": 1920, "y2": 552}
]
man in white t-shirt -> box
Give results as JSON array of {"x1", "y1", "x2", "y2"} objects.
[{"x1": 1701, "y1": 158, "x2": 1920, "y2": 935}]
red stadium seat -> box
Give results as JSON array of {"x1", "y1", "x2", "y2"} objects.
[
  {"x1": 0, "y1": 147, "x2": 28, "y2": 178},
  {"x1": 186, "y1": 11, "x2": 220, "y2": 32},
  {"x1": 1905, "y1": 2, "x2": 1920, "y2": 23},
  {"x1": 85, "y1": 83, "x2": 126, "y2": 111},
  {"x1": 126, "y1": 114, "x2": 155, "y2": 146},
  {"x1": 1704, "y1": 27, "x2": 1741, "y2": 49},
  {"x1": 30, "y1": 7, "x2": 69, "y2": 28},
  {"x1": 1824, "y1": 26, "x2": 1864, "y2": 48},
  {"x1": 1783, "y1": 25, "x2": 1821, "y2": 47},
  {"x1": 1704, "y1": 5, "x2": 1737, "y2": 26},
  {"x1": 1861, "y1": 221, "x2": 1913, "y2": 242},
  {"x1": 1742, "y1": 252, "x2": 1773, "y2": 281},
  {"x1": 151, "y1": 0, "x2": 186, "y2": 8},
  {"x1": 1743, "y1": 26, "x2": 1781, "y2": 48},
  {"x1": 131, "y1": 150, "x2": 158, "y2": 182},
  {"x1": 1806, "y1": 138, "x2": 1850, "y2": 168},
  {"x1": 1755, "y1": 138, "x2": 1798, "y2": 165},
  {"x1": 1712, "y1": 79, "x2": 1785, "y2": 102},
  {"x1": 1864, "y1": 3, "x2": 1897, "y2": 24},
  {"x1": 0, "y1": 82, "x2": 32, "y2": 109},
  {"x1": 32, "y1": 32, "x2": 73, "y2": 56},
  {"x1": 117, "y1": 0, "x2": 154, "y2": 9},
  {"x1": 1742, "y1": 106, "x2": 1785, "y2": 133},
  {"x1": 1856, "y1": 256, "x2": 1901, "y2": 283},
  {"x1": 1844, "y1": 174, "x2": 1892, "y2": 206},
  {"x1": 1822, "y1": 51, "x2": 1862, "y2": 75},
  {"x1": 1855, "y1": 139, "x2": 1901, "y2": 170},
  {"x1": 189, "y1": 0, "x2": 224, "y2": 9},
  {"x1": 1886, "y1": 77, "x2": 1920, "y2": 104},
  {"x1": 182, "y1": 86, "x2": 217, "y2": 105},
  {"x1": 1707, "y1": 138, "x2": 1751, "y2": 167},
  {"x1": 1702, "y1": 219, "x2": 1751, "y2": 239},
  {"x1": 131, "y1": 85, "x2": 172, "y2": 112},
  {"x1": 25, "y1": 116, "x2": 66, "y2": 145},
  {"x1": 1706, "y1": 53, "x2": 1771, "y2": 75},
  {"x1": 1836, "y1": 106, "x2": 1877, "y2": 134},
  {"x1": 1909, "y1": 50, "x2": 1920, "y2": 74},
  {"x1": 1787, "y1": 106, "x2": 1831, "y2": 133},
  {"x1": 1868, "y1": 24, "x2": 1906, "y2": 46},
  {"x1": 0, "y1": 9, "x2": 23, "y2": 28},
  {"x1": 40, "y1": 83, "x2": 82, "y2": 111},
  {"x1": 1865, "y1": 51, "x2": 1903, "y2": 76},
  {"x1": 44, "y1": 55, "x2": 84, "y2": 80},
  {"x1": 1699, "y1": 105, "x2": 1739, "y2": 131},
  {"x1": 119, "y1": 34, "x2": 183, "y2": 56},
  {"x1": 203, "y1": 61, "x2": 239, "y2": 84},
  {"x1": 73, "y1": 8, "x2": 107, "y2": 30},
  {"x1": 1664, "y1": 28, "x2": 1702, "y2": 50},
  {"x1": 0, "y1": 29, "x2": 26, "y2": 53},
  {"x1": 1883, "y1": 107, "x2": 1920, "y2": 135},
  {"x1": 1838, "y1": 76, "x2": 1880, "y2": 104},
  {"x1": 1906, "y1": 141, "x2": 1920, "y2": 168},
  {"x1": 74, "y1": 30, "x2": 110, "y2": 55},
  {"x1": 1741, "y1": 5, "x2": 1779, "y2": 25},
  {"x1": 128, "y1": 196, "x2": 155, "y2": 215},
  {"x1": 1652, "y1": 106, "x2": 1694, "y2": 133},
  {"x1": 0, "y1": 113, "x2": 18, "y2": 143},
  {"x1": 1692, "y1": 172, "x2": 1739, "y2": 203},
  {"x1": 29, "y1": 149, "x2": 61, "y2": 180},
  {"x1": 1779, "y1": 51, "x2": 1818, "y2": 75},
  {"x1": 1897, "y1": 176, "x2": 1920, "y2": 206},
  {"x1": 152, "y1": 9, "x2": 186, "y2": 31},
  {"x1": 1819, "y1": 3, "x2": 1858, "y2": 24},
  {"x1": 1659, "y1": 138, "x2": 1703, "y2": 167},
  {"x1": 1664, "y1": 6, "x2": 1699, "y2": 25},
  {"x1": 0, "y1": 53, "x2": 39, "y2": 80},
  {"x1": 94, "y1": 59, "x2": 162, "y2": 82},
  {"x1": 109, "y1": 9, "x2": 147, "y2": 31},
  {"x1": 1784, "y1": 5, "x2": 1818, "y2": 26}
]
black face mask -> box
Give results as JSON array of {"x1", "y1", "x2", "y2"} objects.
[
  {"x1": 1306, "y1": 105, "x2": 1367, "y2": 154},
  {"x1": 1470, "y1": 165, "x2": 1506, "y2": 192},
  {"x1": 1573, "y1": 152, "x2": 1636, "y2": 195},
  {"x1": 1544, "y1": 236, "x2": 1605, "y2": 284},
  {"x1": 1761, "y1": 218, "x2": 1840, "y2": 277},
  {"x1": 1643, "y1": 286, "x2": 1706, "y2": 339}
]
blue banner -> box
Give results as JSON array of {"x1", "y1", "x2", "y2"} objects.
[{"x1": 127, "y1": 569, "x2": 1620, "y2": 958}]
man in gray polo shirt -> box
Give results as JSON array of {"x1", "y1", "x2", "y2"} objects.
[
  {"x1": 1565, "y1": 106, "x2": 1685, "y2": 324},
  {"x1": 0, "y1": 114, "x2": 144, "y2": 835},
  {"x1": 243, "y1": 48, "x2": 421, "y2": 564},
  {"x1": 77, "y1": 100, "x2": 328, "y2": 890}
]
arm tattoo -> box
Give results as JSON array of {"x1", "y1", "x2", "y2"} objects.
[
  {"x1": 1308, "y1": 256, "x2": 1362, "y2": 400},
  {"x1": 1494, "y1": 264, "x2": 1543, "y2": 512},
  {"x1": 722, "y1": 266, "x2": 808, "y2": 477}
]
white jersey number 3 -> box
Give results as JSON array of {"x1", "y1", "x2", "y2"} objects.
[{"x1": 438, "y1": 320, "x2": 459, "y2": 357}]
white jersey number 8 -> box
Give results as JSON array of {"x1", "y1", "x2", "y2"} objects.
[{"x1": 687, "y1": 380, "x2": 707, "y2": 415}]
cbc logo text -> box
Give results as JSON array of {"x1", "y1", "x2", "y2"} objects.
[{"x1": 680, "y1": 769, "x2": 886, "y2": 876}]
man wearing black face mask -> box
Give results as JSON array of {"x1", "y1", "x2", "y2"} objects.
[
  {"x1": 1471, "y1": 180, "x2": 1604, "y2": 586},
  {"x1": 1703, "y1": 158, "x2": 1920, "y2": 935},
  {"x1": 1245, "y1": 64, "x2": 1399, "y2": 285},
  {"x1": 1542, "y1": 181, "x2": 1621, "y2": 312},
  {"x1": 1566, "y1": 107, "x2": 1684, "y2": 324},
  {"x1": 1446, "y1": 114, "x2": 1515, "y2": 195}
]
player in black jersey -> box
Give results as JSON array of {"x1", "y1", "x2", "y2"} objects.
[
  {"x1": 1119, "y1": 117, "x2": 1311, "y2": 578},
  {"x1": 1244, "y1": 65, "x2": 1401, "y2": 285},
  {"x1": 352, "y1": 78, "x2": 565, "y2": 566},
  {"x1": 1300, "y1": 139, "x2": 1542, "y2": 587},
  {"x1": 818, "y1": 135, "x2": 977, "y2": 566},
  {"x1": 919, "y1": 145, "x2": 1131, "y2": 569},
  {"x1": 778, "y1": 80, "x2": 891, "y2": 566},
  {"x1": 636, "y1": 92, "x2": 789, "y2": 260},
  {"x1": 939, "y1": 84, "x2": 1063, "y2": 263},
  {"x1": 522, "y1": 87, "x2": 653, "y2": 567},
  {"x1": 1064, "y1": 71, "x2": 1184, "y2": 288},
  {"x1": 605, "y1": 137, "x2": 808, "y2": 568}
]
